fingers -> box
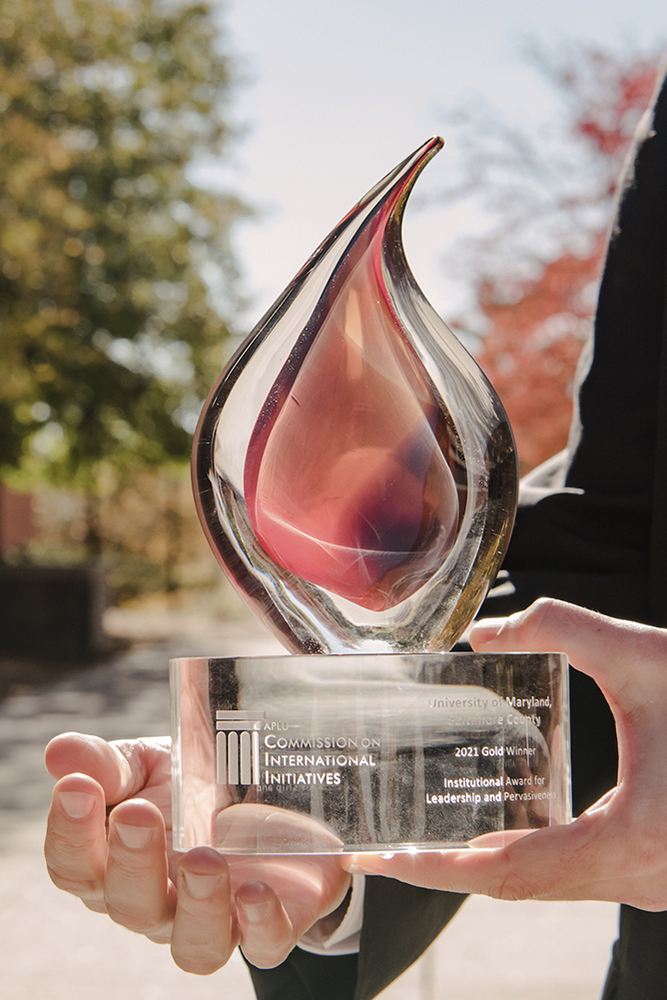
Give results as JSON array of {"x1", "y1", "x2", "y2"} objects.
[
  {"x1": 45, "y1": 733, "x2": 139, "y2": 804},
  {"x1": 470, "y1": 598, "x2": 607, "y2": 665},
  {"x1": 171, "y1": 849, "x2": 238, "y2": 973},
  {"x1": 236, "y1": 879, "x2": 295, "y2": 968},
  {"x1": 45, "y1": 774, "x2": 175, "y2": 937},
  {"x1": 229, "y1": 853, "x2": 352, "y2": 969},
  {"x1": 105, "y1": 798, "x2": 173, "y2": 939},
  {"x1": 173, "y1": 854, "x2": 345, "y2": 973},
  {"x1": 45, "y1": 738, "x2": 353, "y2": 970},
  {"x1": 229, "y1": 853, "x2": 352, "y2": 946},
  {"x1": 45, "y1": 772, "x2": 109, "y2": 908},
  {"x1": 343, "y1": 846, "x2": 501, "y2": 894},
  {"x1": 469, "y1": 598, "x2": 667, "y2": 708},
  {"x1": 213, "y1": 804, "x2": 352, "y2": 964},
  {"x1": 342, "y1": 815, "x2": 608, "y2": 903}
]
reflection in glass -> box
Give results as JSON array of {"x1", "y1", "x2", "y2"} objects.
[{"x1": 172, "y1": 653, "x2": 571, "y2": 854}]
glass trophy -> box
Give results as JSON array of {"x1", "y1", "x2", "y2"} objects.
[{"x1": 172, "y1": 137, "x2": 571, "y2": 854}]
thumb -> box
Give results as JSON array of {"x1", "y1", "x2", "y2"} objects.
[
  {"x1": 45, "y1": 732, "x2": 144, "y2": 805},
  {"x1": 469, "y1": 598, "x2": 663, "y2": 712}
]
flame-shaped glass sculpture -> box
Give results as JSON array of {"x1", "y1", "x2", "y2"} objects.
[
  {"x1": 173, "y1": 140, "x2": 571, "y2": 855},
  {"x1": 193, "y1": 138, "x2": 517, "y2": 653}
]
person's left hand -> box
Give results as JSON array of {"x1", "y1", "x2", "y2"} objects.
[
  {"x1": 45, "y1": 732, "x2": 352, "y2": 973},
  {"x1": 341, "y1": 598, "x2": 667, "y2": 911}
]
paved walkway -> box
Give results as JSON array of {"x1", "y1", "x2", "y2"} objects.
[{"x1": 1, "y1": 600, "x2": 618, "y2": 1000}]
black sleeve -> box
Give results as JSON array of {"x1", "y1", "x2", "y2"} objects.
[{"x1": 247, "y1": 949, "x2": 358, "y2": 1000}]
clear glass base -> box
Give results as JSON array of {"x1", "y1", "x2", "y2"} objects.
[{"x1": 171, "y1": 652, "x2": 571, "y2": 854}]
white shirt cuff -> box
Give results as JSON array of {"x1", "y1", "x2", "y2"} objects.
[{"x1": 297, "y1": 874, "x2": 365, "y2": 956}]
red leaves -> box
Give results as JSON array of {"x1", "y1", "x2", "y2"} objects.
[
  {"x1": 472, "y1": 235, "x2": 607, "y2": 472},
  {"x1": 465, "y1": 51, "x2": 661, "y2": 473}
]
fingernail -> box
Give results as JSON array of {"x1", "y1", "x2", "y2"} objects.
[
  {"x1": 238, "y1": 897, "x2": 270, "y2": 924},
  {"x1": 469, "y1": 618, "x2": 507, "y2": 643},
  {"x1": 343, "y1": 854, "x2": 365, "y2": 874},
  {"x1": 115, "y1": 822, "x2": 153, "y2": 849},
  {"x1": 58, "y1": 791, "x2": 95, "y2": 819},
  {"x1": 182, "y1": 870, "x2": 221, "y2": 899},
  {"x1": 237, "y1": 881, "x2": 270, "y2": 924}
]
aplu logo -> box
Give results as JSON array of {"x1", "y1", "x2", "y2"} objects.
[{"x1": 216, "y1": 710, "x2": 265, "y2": 786}]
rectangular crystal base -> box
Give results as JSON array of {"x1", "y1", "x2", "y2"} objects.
[{"x1": 171, "y1": 652, "x2": 571, "y2": 854}]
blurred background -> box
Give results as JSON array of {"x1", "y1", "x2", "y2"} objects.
[
  {"x1": 1, "y1": 1, "x2": 666, "y2": 997},
  {"x1": 2, "y1": 0, "x2": 667, "y2": 620}
]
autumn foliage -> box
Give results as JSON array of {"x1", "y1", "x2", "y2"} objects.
[
  {"x1": 474, "y1": 234, "x2": 607, "y2": 471},
  {"x1": 454, "y1": 49, "x2": 662, "y2": 472}
]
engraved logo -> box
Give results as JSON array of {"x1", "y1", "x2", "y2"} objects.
[{"x1": 215, "y1": 711, "x2": 265, "y2": 786}]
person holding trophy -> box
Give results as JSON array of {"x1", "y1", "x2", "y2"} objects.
[{"x1": 44, "y1": 59, "x2": 667, "y2": 1000}]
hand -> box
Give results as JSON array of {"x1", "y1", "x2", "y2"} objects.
[
  {"x1": 342, "y1": 598, "x2": 667, "y2": 911},
  {"x1": 45, "y1": 732, "x2": 351, "y2": 973}
]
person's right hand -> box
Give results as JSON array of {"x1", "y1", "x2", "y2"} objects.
[
  {"x1": 343, "y1": 599, "x2": 667, "y2": 911},
  {"x1": 44, "y1": 732, "x2": 352, "y2": 974}
]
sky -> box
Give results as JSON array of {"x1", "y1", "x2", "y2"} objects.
[{"x1": 201, "y1": 0, "x2": 667, "y2": 329}]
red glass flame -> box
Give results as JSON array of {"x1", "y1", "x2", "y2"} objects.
[{"x1": 243, "y1": 191, "x2": 461, "y2": 612}]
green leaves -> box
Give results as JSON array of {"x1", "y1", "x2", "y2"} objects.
[{"x1": 0, "y1": 0, "x2": 247, "y2": 493}]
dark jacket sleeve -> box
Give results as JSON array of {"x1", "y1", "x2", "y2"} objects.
[{"x1": 247, "y1": 949, "x2": 359, "y2": 1000}]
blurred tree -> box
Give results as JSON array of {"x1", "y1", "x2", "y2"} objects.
[
  {"x1": 441, "y1": 47, "x2": 662, "y2": 471},
  {"x1": 473, "y1": 234, "x2": 607, "y2": 471},
  {"x1": 0, "y1": 0, "x2": 247, "y2": 552}
]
